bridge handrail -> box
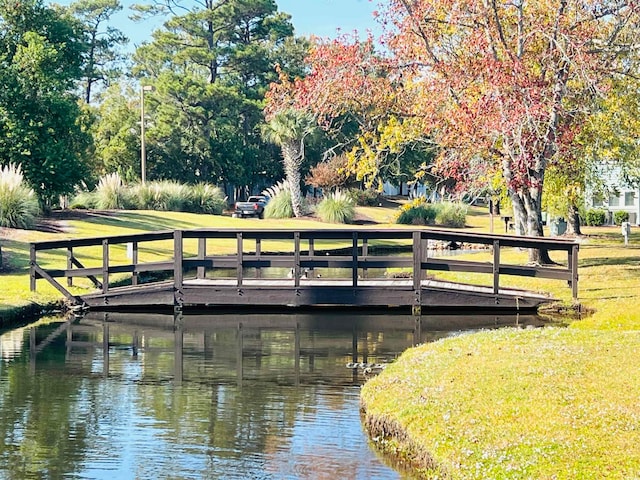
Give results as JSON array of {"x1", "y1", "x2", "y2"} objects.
[{"x1": 29, "y1": 227, "x2": 579, "y2": 305}]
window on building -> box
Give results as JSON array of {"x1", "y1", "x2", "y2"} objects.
[
  {"x1": 592, "y1": 194, "x2": 604, "y2": 207},
  {"x1": 609, "y1": 194, "x2": 620, "y2": 207},
  {"x1": 625, "y1": 192, "x2": 636, "y2": 206}
]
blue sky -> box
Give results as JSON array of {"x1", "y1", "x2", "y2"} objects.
[
  {"x1": 277, "y1": 0, "x2": 380, "y2": 38},
  {"x1": 52, "y1": 0, "x2": 381, "y2": 48}
]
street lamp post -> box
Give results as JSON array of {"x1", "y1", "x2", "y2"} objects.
[{"x1": 140, "y1": 85, "x2": 154, "y2": 184}]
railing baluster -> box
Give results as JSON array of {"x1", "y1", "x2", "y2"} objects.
[
  {"x1": 30, "y1": 243, "x2": 36, "y2": 292},
  {"x1": 350, "y1": 232, "x2": 358, "y2": 287},
  {"x1": 493, "y1": 240, "x2": 500, "y2": 295},
  {"x1": 102, "y1": 239, "x2": 109, "y2": 294},
  {"x1": 132, "y1": 241, "x2": 139, "y2": 286},
  {"x1": 294, "y1": 232, "x2": 301, "y2": 287},
  {"x1": 67, "y1": 247, "x2": 73, "y2": 287},
  {"x1": 571, "y1": 244, "x2": 579, "y2": 302},
  {"x1": 174, "y1": 230, "x2": 183, "y2": 291},
  {"x1": 237, "y1": 232, "x2": 243, "y2": 287},
  {"x1": 197, "y1": 237, "x2": 206, "y2": 279},
  {"x1": 255, "y1": 238, "x2": 262, "y2": 279}
]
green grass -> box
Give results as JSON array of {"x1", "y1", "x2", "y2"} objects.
[
  {"x1": 3, "y1": 204, "x2": 640, "y2": 478},
  {"x1": 362, "y1": 328, "x2": 640, "y2": 479}
]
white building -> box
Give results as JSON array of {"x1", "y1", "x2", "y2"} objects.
[{"x1": 586, "y1": 165, "x2": 640, "y2": 225}]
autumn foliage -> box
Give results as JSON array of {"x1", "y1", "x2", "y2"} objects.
[{"x1": 266, "y1": 1, "x2": 640, "y2": 256}]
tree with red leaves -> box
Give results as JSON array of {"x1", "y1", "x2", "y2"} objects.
[{"x1": 288, "y1": 1, "x2": 640, "y2": 263}]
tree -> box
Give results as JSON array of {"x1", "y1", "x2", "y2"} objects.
[
  {"x1": 384, "y1": 0, "x2": 640, "y2": 262},
  {"x1": 0, "y1": 0, "x2": 91, "y2": 206},
  {"x1": 130, "y1": 0, "x2": 306, "y2": 190},
  {"x1": 91, "y1": 84, "x2": 142, "y2": 182},
  {"x1": 68, "y1": 0, "x2": 128, "y2": 104},
  {"x1": 262, "y1": 109, "x2": 315, "y2": 217},
  {"x1": 294, "y1": 2, "x2": 640, "y2": 263}
]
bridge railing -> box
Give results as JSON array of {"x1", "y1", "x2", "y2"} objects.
[{"x1": 30, "y1": 228, "x2": 579, "y2": 304}]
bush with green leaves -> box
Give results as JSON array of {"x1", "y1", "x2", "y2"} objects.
[
  {"x1": 127, "y1": 181, "x2": 190, "y2": 211},
  {"x1": 348, "y1": 188, "x2": 380, "y2": 206},
  {"x1": 614, "y1": 210, "x2": 630, "y2": 226},
  {"x1": 69, "y1": 190, "x2": 97, "y2": 210},
  {"x1": 0, "y1": 163, "x2": 40, "y2": 229},
  {"x1": 317, "y1": 190, "x2": 356, "y2": 224},
  {"x1": 585, "y1": 209, "x2": 606, "y2": 226},
  {"x1": 72, "y1": 177, "x2": 226, "y2": 214},
  {"x1": 396, "y1": 197, "x2": 438, "y2": 225},
  {"x1": 435, "y1": 202, "x2": 468, "y2": 228}
]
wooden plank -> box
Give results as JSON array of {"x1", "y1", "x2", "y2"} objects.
[
  {"x1": 237, "y1": 232, "x2": 243, "y2": 287},
  {"x1": 197, "y1": 237, "x2": 206, "y2": 279},
  {"x1": 33, "y1": 231, "x2": 174, "y2": 250},
  {"x1": 571, "y1": 245, "x2": 579, "y2": 301},
  {"x1": 131, "y1": 241, "x2": 139, "y2": 286},
  {"x1": 352, "y1": 232, "x2": 358, "y2": 287},
  {"x1": 30, "y1": 243, "x2": 36, "y2": 291},
  {"x1": 33, "y1": 265, "x2": 82, "y2": 304}
]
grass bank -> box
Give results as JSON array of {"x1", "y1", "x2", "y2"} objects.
[{"x1": 361, "y1": 220, "x2": 640, "y2": 478}]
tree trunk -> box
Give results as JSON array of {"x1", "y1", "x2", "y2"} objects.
[
  {"x1": 282, "y1": 141, "x2": 304, "y2": 217},
  {"x1": 566, "y1": 202, "x2": 582, "y2": 235},
  {"x1": 506, "y1": 167, "x2": 554, "y2": 265}
]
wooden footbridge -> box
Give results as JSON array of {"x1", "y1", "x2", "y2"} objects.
[{"x1": 30, "y1": 228, "x2": 579, "y2": 313}]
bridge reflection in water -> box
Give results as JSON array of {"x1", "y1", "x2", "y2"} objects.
[
  {"x1": 11, "y1": 311, "x2": 551, "y2": 479},
  {"x1": 29, "y1": 311, "x2": 548, "y2": 385}
]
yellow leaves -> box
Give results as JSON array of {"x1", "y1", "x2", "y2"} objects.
[{"x1": 345, "y1": 116, "x2": 427, "y2": 188}]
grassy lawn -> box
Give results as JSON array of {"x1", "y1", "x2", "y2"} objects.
[
  {"x1": 2, "y1": 205, "x2": 640, "y2": 478},
  {"x1": 360, "y1": 210, "x2": 640, "y2": 478}
]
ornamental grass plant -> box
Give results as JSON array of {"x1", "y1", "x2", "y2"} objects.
[
  {"x1": 0, "y1": 163, "x2": 40, "y2": 229},
  {"x1": 316, "y1": 190, "x2": 355, "y2": 224},
  {"x1": 263, "y1": 181, "x2": 294, "y2": 219}
]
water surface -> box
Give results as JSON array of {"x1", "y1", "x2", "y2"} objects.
[{"x1": 0, "y1": 311, "x2": 543, "y2": 479}]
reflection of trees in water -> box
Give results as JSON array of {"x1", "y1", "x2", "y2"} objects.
[
  {"x1": 0, "y1": 311, "x2": 541, "y2": 478},
  {"x1": 0, "y1": 321, "x2": 93, "y2": 479}
]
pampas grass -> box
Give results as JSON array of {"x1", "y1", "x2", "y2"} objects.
[
  {"x1": 0, "y1": 163, "x2": 40, "y2": 229},
  {"x1": 316, "y1": 190, "x2": 355, "y2": 224},
  {"x1": 263, "y1": 181, "x2": 294, "y2": 219}
]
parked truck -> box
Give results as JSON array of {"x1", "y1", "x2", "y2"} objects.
[{"x1": 232, "y1": 195, "x2": 268, "y2": 219}]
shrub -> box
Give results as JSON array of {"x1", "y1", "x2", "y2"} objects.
[
  {"x1": 435, "y1": 202, "x2": 468, "y2": 228},
  {"x1": 0, "y1": 163, "x2": 40, "y2": 229},
  {"x1": 69, "y1": 190, "x2": 97, "y2": 209},
  {"x1": 614, "y1": 210, "x2": 630, "y2": 226},
  {"x1": 129, "y1": 181, "x2": 190, "y2": 211},
  {"x1": 348, "y1": 188, "x2": 380, "y2": 206},
  {"x1": 186, "y1": 183, "x2": 227, "y2": 214},
  {"x1": 263, "y1": 181, "x2": 294, "y2": 219},
  {"x1": 585, "y1": 209, "x2": 606, "y2": 226},
  {"x1": 396, "y1": 197, "x2": 437, "y2": 225},
  {"x1": 95, "y1": 172, "x2": 126, "y2": 210},
  {"x1": 305, "y1": 155, "x2": 349, "y2": 191},
  {"x1": 317, "y1": 190, "x2": 356, "y2": 224}
]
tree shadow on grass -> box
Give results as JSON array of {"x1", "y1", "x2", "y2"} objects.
[
  {"x1": 78, "y1": 211, "x2": 205, "y2": 232},
  {"x1": 579, "y1": 256, "x2": 640, "y2": 268}
]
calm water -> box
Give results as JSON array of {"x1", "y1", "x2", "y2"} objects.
[{"x1": 0, "y1": 311, "x2": 543, "y2": 479}]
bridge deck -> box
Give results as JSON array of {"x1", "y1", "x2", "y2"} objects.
[{"x1": 80, "y1": 277, "x2": 551, "y2": 311}]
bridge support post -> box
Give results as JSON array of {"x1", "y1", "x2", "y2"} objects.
[{"x1": 412, "y1": 232, "x2": 423, "y2": 313}]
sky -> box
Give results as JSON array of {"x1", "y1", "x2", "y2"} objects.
[{"x1": 52, "y1": 0, "x2": 382, "y2": 49}]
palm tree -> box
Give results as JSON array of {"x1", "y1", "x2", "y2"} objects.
[{"x1": 262, "y1": 109, "x2": 315, "y2": 217}]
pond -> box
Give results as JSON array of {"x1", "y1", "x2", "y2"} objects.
[{"x1": 0, "y1": 310, "x2": 544, "y2": 479}]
